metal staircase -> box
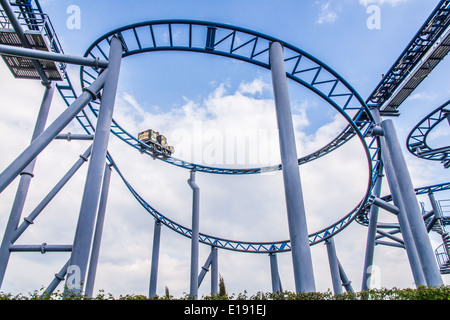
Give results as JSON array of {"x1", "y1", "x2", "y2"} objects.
[
  {"x1": 424, "y1": 199, "x2": 450, "y2": 274},
  {"x1": 0, "y1": 0, "x2": 65, "y2": 80},
  {"x1": 435, "y1": 234, "x2": 450, "y2": 274}
]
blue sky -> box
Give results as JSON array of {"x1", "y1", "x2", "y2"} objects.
[{"x1": 0, "y1": 0, "x2": 449, "y2": 297}]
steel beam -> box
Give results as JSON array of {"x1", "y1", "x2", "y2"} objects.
[
  {"x1": 338, "y1": 260, "x2": 354, "y2": 293},
  {"x1": 370, "y1": 196, "x2": 399, "y2": 215},
  {"x1": 362, "y1": 165, "x2": 383, "y2": 291},
  {"x1": 44, "y1": 260, "x2": 70, "y2": 297},
  {"x1": 0, "y1": 44, "x2": 109, "y2": 69},
  {"x1": 372, "y1": 109, "x2": 426, "y2": 286},
  {"x1": 269, "y1": 252, "x2": 282, "y2": 293},
  {"x1": 382, "y1": 119, "x2": 443, "y2": 287},
  {"x1": 188, "y1": 170, "x2": 200, "y2": 299},
  {"x1": 85, "y1": 164, "x2": 113, "y2": 298},
  {"x1": 210, "y1": 246, "x2": 218, "y2": 295},
  {"x1": 149, "y1": 219, "x2": 162, "y2": 298},
  {"x1": 198, "y1": 249, "x2": 213, "y2": 288},
  {"x1": 269, "y1": 41, "x2": 315, "y2": 293},
  {"x1": 66, "y1": 37, "x2": 122, "y2": 295},
  {"x1": 55, "y1": 133, "x2": 94, "y2": 141},
  {"x1": 325, "y1": 238, "x2": 342, "y2": 294},
  {"x1": 0, "y1": 83, "x2": 54, "y2": 288},
  {"x1": 9, "y1": 244, "x2": 72, "y2": 252}
]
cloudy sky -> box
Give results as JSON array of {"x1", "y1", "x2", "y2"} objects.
[{"x1": 0, "y1": 0, "x2": 449, "y2": 298}]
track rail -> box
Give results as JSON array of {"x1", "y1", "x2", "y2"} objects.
[{"x1": 407, "y1": 99, "x2": 450, "y2": 168}]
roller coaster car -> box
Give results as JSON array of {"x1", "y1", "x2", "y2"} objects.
[{"x1": 138, "y1": 129, "x2": 174, "y2": 156}]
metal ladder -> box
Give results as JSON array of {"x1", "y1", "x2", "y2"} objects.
[{"x1": 431, "y1": 200, "x2": 450, "y2": 274}]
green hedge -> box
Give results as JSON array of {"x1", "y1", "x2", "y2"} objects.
[{"x1": 0, "y1": 285, "x2": 449, "y2": 300}]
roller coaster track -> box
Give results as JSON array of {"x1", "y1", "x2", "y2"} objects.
[
  {"x1": 54, "y1": 20, "x2": 382, "y2": 252},
  {"x1": 58, "y1": 20, "x2": 381, "y2": 176},
  {"x1": 407, "y1": 99, "x2": 450, "y2": 168},
  {"x1": 367, "y1": 0, "x2": 450, "y2": 115},
  {"x1": 108, "y1": 154, "x2": 365, "y2": 253}
]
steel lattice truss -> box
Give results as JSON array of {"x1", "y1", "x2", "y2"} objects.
[
  {"x1": 53, "y1": 20, "x2": 383, "y2": 251},
  {"x1": 407, "y1": 99, "x2": 450, "y2": 168},
  {"x1": 367, "y1": 0, "x2": 450, "y2": 114},
  {"x1": 58, "y1": 20, "x2": 380, "y2": 176}
]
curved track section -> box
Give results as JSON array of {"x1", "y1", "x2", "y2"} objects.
[
  {"x1": 75, "y1": 19, "x2": 380, "y2": 178},
  {"x1": 109, "y1": 156, "x2": 368, "y2": 252},
  {"x1": 55, "y1": 20, "x2": 383, "y2": 252},
  {"x1": 407, "y1": 99, "x2": 450, "y2": 168}
]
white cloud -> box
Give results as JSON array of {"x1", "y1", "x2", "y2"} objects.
[
  {"x1": 317, "y1": 1, "x2": 338, "y2": 24},
  {"x1": 0, "y1": 60, "x2": 448, "y2": 298}
]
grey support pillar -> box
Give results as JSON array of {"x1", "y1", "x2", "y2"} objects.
[
  {"x1": 429, "y1": 191, "x2": 444, "y2": 221},
  {"x1": 66, "y1": 37, "x2": 122, "y2": 295},
  {"x1": 372, "y1": 109, "x2": 426, "y2": 286},
  {"x1": 188, "y1": 170, "x2": 200, "y2": 298},
  {"x1": 85, "y1": 164, "x2": 113, "y2": 298},
  {"x1": 198, "y1": 250, "x2": 213, "y2": 288},
  {"x1": 382, "y1": 119, "x2": 443, "y2": 287},
  {"x1": 197, "y1": 246, "x2": 218, "y2": 295},
  {"x1": 0, "y1": 84, "x2": 54, "y2": 288},
  {"x1": 211, "y1": 246, "x2": 218, "y2": 295},
  {"x1": 269, "y1": 252, "x2": 282, "y2": 293},
  {"x1": 269, "y1": 41, "x2": 315, "y2": 293},
  {"x1": 362, "y1": 166, "x2": 383, "y2": 291},
  {"x1": 338, "y1": 261, "x2": 354, "y2": 293},
  {"x1": 149, "y1": 219, "x2": 162, "y2": 298},
  {"x1": 325, "y1": 238, "x2": 342, "y2": 294}
]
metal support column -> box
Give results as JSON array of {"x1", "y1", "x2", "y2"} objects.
[
  {"x1": 211, "y1": 246, "x2": 218, "y2": 295},
  {"x1": 0, "y1": 83, "x2": 54, "y2": 288},
  {"x1": 269, "y1": 41, "x2": 315, "y2": 293},
  {"x1": 188, "y1": 170, "x2": 200, "y2": 298},
  {"x1": 149, "y1": 219, "x2": 162, "y2": 298},
  {"x1": 362, "y1": 166, "x2": 383, "y2": 291},
  {"x1": 372, "y1": 110, "x2": 426, "y2": 286},
  {"x1": 85, "y1": 164, "x2": 113, "y2": 297},
  {"x1": 325, "y1": 238, "x2": 342, "y2": 294},
  {"x1": 66, "y1": 37, "x2": 122, "y2": 295},
  {"x1": 382, "y1": 119, "x2": 443, "y2": 287},
  {"x1": 269, "y1": 252, "x2": 282, "y2": 293},
  {"x1": 198, "y1": 250, "x2": 213, "y2": 288},
  {"x1": 338, "y1": 261, "x2": 354, "y2": 293}
]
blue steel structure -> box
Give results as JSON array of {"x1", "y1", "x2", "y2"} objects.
[
  {"x1": 367, "y1": 0, "x2": 450, "y2": 115},
  {"x1": 407, "y1": 99, "x2": 450, "y2": 168},
  {"x1": 0, "y1": 0, "x2": 448, "y2": 298}
]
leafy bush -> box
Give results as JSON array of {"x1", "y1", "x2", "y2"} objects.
[{"x1": 0, "y1": 285, "x2": 449, "y2": 300}]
